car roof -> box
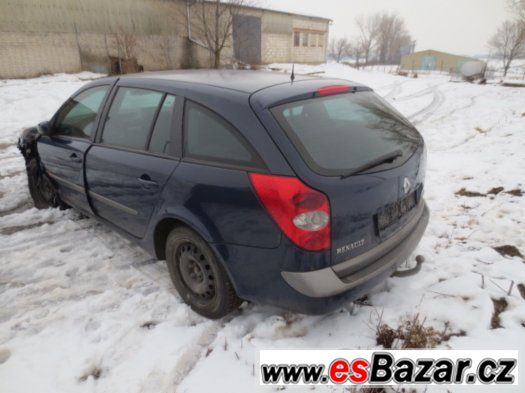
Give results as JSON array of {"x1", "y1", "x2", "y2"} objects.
[{"x1": 121, "y1": 69, "x2": 364, "y2": 94}]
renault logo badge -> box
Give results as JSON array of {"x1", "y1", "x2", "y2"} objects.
[{"x1": 403, "y1": 178, "x2": 411, "y2": 194}]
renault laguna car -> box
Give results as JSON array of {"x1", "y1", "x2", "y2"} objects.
[{"x1": 18, "y1": 70, "x2": 429, "y2": 319}]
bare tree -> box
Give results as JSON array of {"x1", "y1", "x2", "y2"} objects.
[
  {"x1": 329, "y1": 37, "x2": 350, "y2": 63},
  {"x1": 376, "y1": 13, "x2": 412, "y2": 64},
  {"x1": 348, "y1": 38, "x2": 364, "y2": 68},
  {"x1": 488, "y1": 20, "x2": 525, "y2": 76},
  {"x1": 185, "y1": 0, "x2": 250, "y2": 69},
  {"x1": 356, "y1": 13, "x2": 381, "y2": 65},
  {"x1": 508, "y1": 0, "x2": 525, "y2": 22},
  {"x1": 114, "y1": 30, "x2": 137, "y2": 60}
]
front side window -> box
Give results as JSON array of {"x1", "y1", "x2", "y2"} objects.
[
  {"x1": 272, "y1": 91, "x2": 421, "y2": 176},
  {"x1": 102, "y1": 87, "x2": 164, "y2": 150},
  {"x1": 184, "y1": 101, "x2": 262, "y2": 169},
  {"x1": 54, "y1": 85, "x2": 109, "y2": 139}
]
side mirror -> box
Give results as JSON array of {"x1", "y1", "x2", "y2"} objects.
[{"x1": 36, "y1": 121, "x2": 52, "y2": 136}]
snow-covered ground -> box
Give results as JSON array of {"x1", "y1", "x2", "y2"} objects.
[{"x1": 1, "y1": 64, "x2": 524, "y2": 392}]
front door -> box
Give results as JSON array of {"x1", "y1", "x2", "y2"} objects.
[
  {"x1": 85, "y1": 87, "x2": 180, "y2": 238},
  {"x1": 38, "y1": 85, "x2": 110, "y2": 213}
]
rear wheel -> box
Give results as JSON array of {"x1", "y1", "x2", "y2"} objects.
[{"x1": 165, "y1": 227, "x2": 242, "y2": 319}]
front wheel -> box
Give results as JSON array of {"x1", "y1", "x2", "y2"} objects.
[
  {"x1": 26, "y1": 158, "x2": 60, "y2": 209},
  {"x1": 165, "y1": 227, "x2": 242, "y2": 319}
]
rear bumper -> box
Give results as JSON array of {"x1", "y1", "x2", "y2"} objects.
[{"x1": 282, "y1": 202, "x2": 429, "y2": 298}]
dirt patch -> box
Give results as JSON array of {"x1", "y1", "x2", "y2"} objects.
[
  {"x1": 493, "y1": 245, "x2": 523, "y2": 259},
  {"x1": 475, "y1": 126, "x2": 488, "y2": 134},
  {"x1": 518, "y1": 283, "x2": 525, "y2": 300},
  {"x1": 455, "y1": 188, "x2": 485, "y2": 197},
  {"x1": 79, "y1": 367, "x2": 103, "y2": 382},
  {"x1": 140, "y1": 321, "x2": 157, "y2": 330},
  {"x1": 0, "y1": 221, "x2": 53, "y2": 236},
  {"x1": 0, "y1": 143, "x2": 13, "y2": 150},
  {"x1": 376, "y1": 315, "x2": 465, "y2": 349},
  {"x1": 506, "y1": 189, "x2": 523, "y2": 197},
  {"x1": 491, "y1": 298, "x2": 508, "y2": 329},
  {"x1": 456, "y1": 187, "x2": 522, "y2": 198},
  {"x1": 0, "y1": 200, "x2": 32, "y2": 218},
  {"x1": 487, "y1": 187, "x2": 504, "y2": 195}
]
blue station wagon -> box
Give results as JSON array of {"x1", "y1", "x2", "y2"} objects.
[{"x1": 18, "y1": 70, "x2": 429, "y2": 318}]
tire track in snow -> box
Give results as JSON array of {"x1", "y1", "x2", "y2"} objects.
[
  {"x1": 394, "y1": 81, "x2": 448, "y2": 102},
  {"x1": 382, "y1": 80, "x2": 406, "y2": 100},
  {"x1": 407, "y1": 87, "x2": 446, "y2": 125}
]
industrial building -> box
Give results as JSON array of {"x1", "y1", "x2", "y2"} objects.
[
  {"x1": 0, "y1": 0, "x2": 331, "y2": 79},
  {"x1": 400, "y1": 49, "x2": 479, "y2": 74}
]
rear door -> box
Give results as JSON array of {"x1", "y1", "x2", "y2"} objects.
[
  {"x1": 268, "y1": 89, "x2": 426, "y2": 264},
  {"x1": 85, "y1": 86, "x2": 181, "y2": 238},
  {"x1": 38, "y1": 85, "x2": 111, "y2": 213}
]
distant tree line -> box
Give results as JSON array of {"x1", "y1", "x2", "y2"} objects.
[
  {"x1": 488, "y1": 0, "x2": 525, "y2": 76},
  {"x1": 328, "y1": 12, "x2": 413, "y2": 67}
]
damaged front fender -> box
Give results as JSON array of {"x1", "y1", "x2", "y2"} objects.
[{"x1": 17, "y1": 125, "x2": 40, "y2": 163}]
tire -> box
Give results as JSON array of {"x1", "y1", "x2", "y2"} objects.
[
  {"x1": 165, "y1": 226, "x2": 242, "y2": 319},
  {"x1": 26, "y1": 158, "x2": 67, "y2": 210}
]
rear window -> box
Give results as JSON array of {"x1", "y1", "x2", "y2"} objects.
[
  {"x1": 272, "y1": 91, "x2": 421, "y2": 176},
  {"x1": 184, "y1": 101, "x2": 264, "y2": 170}
]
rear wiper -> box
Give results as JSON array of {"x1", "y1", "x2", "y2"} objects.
[{"x1": 340, "y1": 150, "x2": 403, "y2": 179}]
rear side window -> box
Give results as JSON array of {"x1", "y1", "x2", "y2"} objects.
[
  {"x1": 148, "y1": 95, "x2": 177, "y2": 155},
  {"x1": 54, "y1": 86, "x2": 109, "y2": 139},
  {"x1": 272, "y1": 91, "x2": 421, "y2": 176},
  {"x1": 102, "y1": 87, "x2": 163, "y2": 150},
  {"x1": 184, "y1": 101, "x2": 263, "y2": 169}
]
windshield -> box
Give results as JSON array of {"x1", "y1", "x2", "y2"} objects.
[{"x1": 271, "y1": 91, "x2": 421, "y2": 176}]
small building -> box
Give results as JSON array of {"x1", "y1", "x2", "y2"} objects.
[
  {"x1": 232, "y1": 5, "x2": 330, "y2": 65},
  {"x1": 400, "y1": 49, "x2": 478, "y2": 74},
  {"x1": 0, "y1": 0, "x2": 331, "y2": 79}
]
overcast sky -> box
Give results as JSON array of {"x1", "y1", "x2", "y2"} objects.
[{"x1": 262, "y1": 0, "x2": 512, "y2": 56}]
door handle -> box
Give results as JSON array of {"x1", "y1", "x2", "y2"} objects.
[
  {"x1": 137, "y1": 174, "x2": 159, "y2": 189},
  {"x1": 69, "y1": 153, "x2": 82, "y2": 163}
]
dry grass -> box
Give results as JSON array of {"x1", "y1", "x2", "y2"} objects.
[
  {"x1": 493, "y1": 245, "x2": 523, "y2": 259},
  {"x1": 506, "y1": 189, "x2": 523, "y2": 196},
  {"x1": 376, "y1": 314, "x2": 465, "y2": 349},
  {"x1": 518, "y1": 283, "x2": 525, "y2": 300},
  {"x1": 79, "y1": 366, "x2": 103, "y2": 382},
  {"x1": 491, "y1": 298, "x2": 508, "y2": 329},
  {"x1": 455, "y1": 188, "x2": 485, "y2": 197}
]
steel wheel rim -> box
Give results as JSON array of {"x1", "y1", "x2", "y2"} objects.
[{"x1": 177, "y1": 242, "x2": 216, "y2": 300}]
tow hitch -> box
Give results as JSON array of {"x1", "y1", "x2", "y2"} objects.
[{"x1": 392, "y1": 254, "x2": 425, "y2": 278}]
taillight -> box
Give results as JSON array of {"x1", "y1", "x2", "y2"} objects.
[{"x1": 249, "y1": 173, "x2": 330, "y2": 251}]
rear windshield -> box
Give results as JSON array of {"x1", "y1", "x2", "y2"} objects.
[{"x1": 272, "y1": 91, "x2": 421, "y2": 176}]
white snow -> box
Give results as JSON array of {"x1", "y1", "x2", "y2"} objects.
[{"x1": 1, "y1": 65, "x2": 524, "y2": 392}]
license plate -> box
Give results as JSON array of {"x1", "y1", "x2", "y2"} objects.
[{"x1": 377, "y1": 191, "x2": 417, "y2": 231}]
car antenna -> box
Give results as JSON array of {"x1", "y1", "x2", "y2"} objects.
[{"x1": 290, "y1": 64, "x2": 295, "y2": 84}]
